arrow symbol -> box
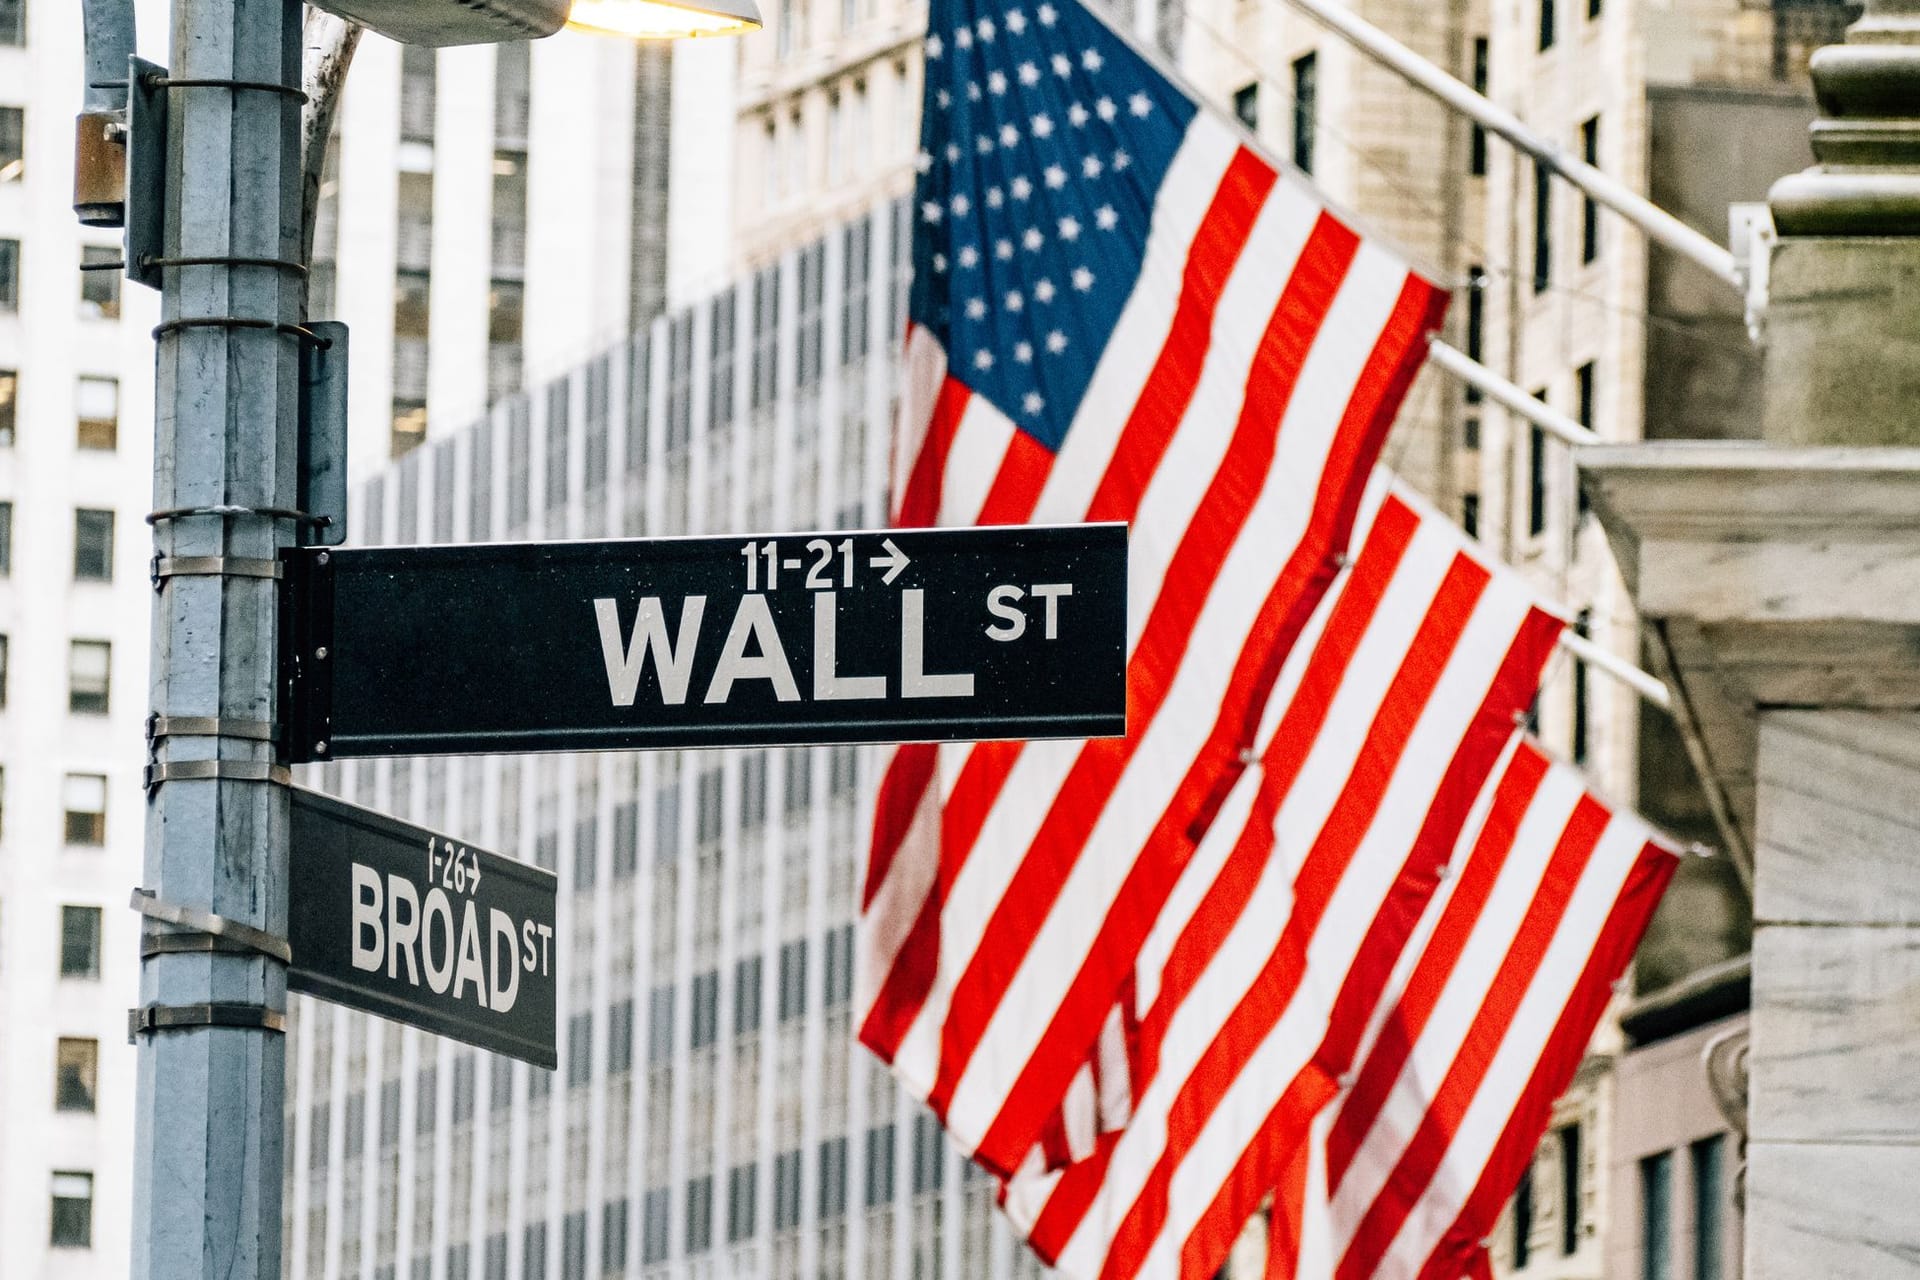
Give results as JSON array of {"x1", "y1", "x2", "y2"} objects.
[{"x1": 869, "y1": 537, "x2": 910, "y2": 585}]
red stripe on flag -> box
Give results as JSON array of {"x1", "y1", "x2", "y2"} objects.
[
  {"x1": 864, "y1": 744, "x2": 939, "y2": 909},
  {"x1": 895, "y1": 376, "x2": 973, "y2": 527},
  {"x1": 976, "y1": 427, "x2": 1056, "y2": 526},
  {"x1": 1334, "y1": 795, "x2": 1613, "y2": 1280},
  {"x1": 1324, "y1": 747, "x2": 1554, "y2": 1186},
  {"x1": 1412, "y1": 842, "x2": 1677, "y2": 1280},
  {"x1": 1085, "y1": 148, "x2": 1277, "y2": 524},
  {"x1": 926, "y1": 216, "x2": 1363, "y2": 1162}
]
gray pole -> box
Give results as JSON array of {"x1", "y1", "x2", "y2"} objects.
[{"x1": 130, "y1": 0, "x2": 303, "y2": 1276}]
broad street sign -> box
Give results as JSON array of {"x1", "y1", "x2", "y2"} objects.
[
  {"x1": 282, "y1": 523, "x2": 1127, "y2": 761},
  {"x1": 288, "y1": 788, "x2": 558, "y2": 1069}
]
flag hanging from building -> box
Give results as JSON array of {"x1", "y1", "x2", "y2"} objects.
[
  {"x1": 1264, "y1": 741, "x2": 1680, "y2": 1280},
  {"x1": 856, "y1": 0, "x2": 1449, "y2": 1182},
  {"x1": 997, "y1": 478, "x2": 1566, "y2": 1280}
]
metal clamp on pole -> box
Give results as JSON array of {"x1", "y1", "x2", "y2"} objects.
[
  {"x1": 145, "y1": 714, "x2": 280, "y2": 745},
  {"x1": 150, "y1": 553, "x2": 284, "y2": 590},
  {"x1": 128, "y1": 1003, "x2": 287, "y2": 1045},
  {"x1": 143, "y1": 759, "x2": 292, "y2": 792},
  {"x1": 130, "y1": 887, "x2": 293, "y2": 964}
]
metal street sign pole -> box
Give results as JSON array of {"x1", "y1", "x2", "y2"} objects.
[{"x1": 130, "y1": 0, "x2": 303, "y2": 1276}]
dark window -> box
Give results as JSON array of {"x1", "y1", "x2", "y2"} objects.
[
  {"x1": 453, "y1": 1053, "x2": 476, "y2": 1123},
  {"x1": 1464, "y1": 416, "x2": 1481, "y2": 450},
  {"x1": 50, "y1": 1172, "x2": 92, "y2": 1247},
  {"x1": 1533, "y1": 163, "x2": 1553, "y2": 293},
  {"x1": 666, "y1": 313, "x2": 692, "y2": 450},
  {"x1": 690, "y1": 970, "x2": 719, "y2": 1049},
  {"x1": 379, "y1": 1078, "x2": 401, "y2": 1147},
  {"x1": 741, "y1": 752, "x2": 768, "y2": 827},
  {"x1": 522, "y1": 1220, "x2": 547, "y2": 1280},
  {"x1": 546, "y1": 379, "x2": 571, "y2": 511},
  {"x1": 0, "y1": 367, "x2": 15, "y2": 445},
  {"x1": 1513, "y1": 1162, "x2": 1533, "y2": 1267},
  {"x1": 74, "y1": 508, "x2": 113, "y2": 581},
  {"x1": 77, "y1": 374, "x2": 118, "y2": 450},
  {"x1": 1232, "y1": 82, "x2": 1258, "y2": 132},
  {"x1": 469, "y1": 418, "x2": 493, "y2": 541},
  {"x1": 507, "y1": 398, "x2": 531, "y2": 530},
  {"x1": 785, "y1": 749, "x2": 812, "y2": 816},
  {"x1": 1589, "y1": 0, "x2": 1601, "y2": 18},
  {"x1": 647, "y1": 985, "x2": 675, "y2": 1064},
  {"x1": 80, "y1": 246, "x2": 119, "y2": 319},
  {"x1": 711, "y1": 294, "x2": 738, "y2": 424},
  {"x1": 0, "y1": 238, "x2": 18, "y2": 310},
  {"x1": 1581, "y1": 117, "x2": 1601, "y2": 263},
  {"x1": 0, "y1": 105, "x2": 18, "y2": 181},
  {"x1": 864, "y1": 1124, "x2": 896, "y2": 1207},
  {"x1": 0, "y1": 500, "x2": 10, "y2": 573},
  {"x1": 490, "y1": 1056, "x2": 513, "y2": 1110},
  {"x1": 0, "y1": 634, "x2": 7, "y2": 706},
  {"x1": 1559, "y1": 1123, "x2": 1582, "y2": 1254},
  {"x1": 696, "y1": 767, "x2": 723, "y2": 844},
  {"x1": 612, "y1": 801, "x2": 638, "y2": 878},
  {"x1": 573, "y1": 814, "x2": 597, "y2": 891},
  {"x1": 797, "y1": 243, "x2": 825, "y2": 388},
  {"x1": 1692, "y1": 1136, "x2": 1724, "y2": 1280},
  {"x1": 433, "y1": 441, "x2": 456, "y2": 542},
  {"x1": 641, "y1": 1188, "x2": 670, "y2": 1264},
  {"x1": 734, "y1": 954, "x2": 763, "y2": 1035},
  {"x1": 1291, "y1": 53, "x2": 1317, "y2": 175},
  {"x1": 1540, "y1": 0, "x2": 1556, "y2": 49},
  {"x1": 417, "y1": 1067, "x2": 437, "y2": 1135},
  {"x1": 64, "y1": 773, "x2": 106, "y2": 845},
  {"x1": 1470, "y1": 39, "x2": 1489, "y2": 175},
  {"x1": 685, "y1": 1174, "x2": 713, "y2": 1254},
  {"x1": 830, "y1": 745, "x2": 857, "y2": 799},
  {"x1": 584, "y1": 354, "x2": 610, "y2": 491},
  {"x1": 602, "y1": 1199, "x2": 629, "y2": 1274},
  {"x1": 824, "y1": 923, "x2": 854, "y2": 1006},
  {"x1": 911, "y1": 1111, "x2": 944, "y2": 1195},
  {"x1": 447, "y1": 1244, "x2": 471, "y2": 1280},
  {"x1": 1464, "y1": 268, "x2": 1484, "y2": 403},
  {"x1": 654, "y1": 780, "x2": 680, "y2": 860},
  {"x1": 840, "y1": 223, "x2": 870, "y2": 364},
  {"x1": 60, "y1": 905, "x2": 101, "y2": 978},
  {"x1": 568, "y1": 1013, "x2": 592, "y2": 1086},
  {"x1": 0, "y1": 0, "x2": 23, "y2": 47},
  {"x1": 1462, "y1": 493, "x2": 1480, "y2": 539},
  {"x1": 778, "y1": 938, "x2": 808, "y2": 1022},
  {"x1": 561, "y1": 1211, "x2": 587, "y2": 1280},
  {"x1": 401, "y1": 45, "x2": 437, "y2": 142},
  {"x1": 727, "y1": 1163, "x2": 757, "y2": 1242},
  {"x1": 1572, "y1": 611, "x2": 1591, "y2": 765},
  {"x1": 56, "y1": 1038, "x2": 98, "y2": 1111},
  {"x1": 626, "y1": 337, "x2": 651, "y2": 476},
  {"x1": 1529, "y1": 419, "x2": 1548, "y2": 538},
  {"x1": 818, "y1": 1136, "x2": 849, "y2": 1219},
  {"x1": 750, "y1": 265, "x2": 780, "y2": 411},
  {"x1": 485, "y1": 1233, "x2": 508, "y2": 1280},
  {"x1": 608, "y1": 998, "x2": 634, "y2": 1074},
  {"x1": 773, "y1": 1148, "x2": 803, "y2": 1230},
  {"x1": 1641, "y1": 1151, "x2": 1672, "y2": 1280},
  {"x1": 344, "y1": 1091, "x2": 366, "y2": 1156},
  {"x1": 310, "y1": 1103, "x2": 329, "y2": 1169}
]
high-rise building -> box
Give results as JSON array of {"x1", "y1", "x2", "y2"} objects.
[{"x1": 0, "y1": 11, "x2": 677, "y2": 1277}]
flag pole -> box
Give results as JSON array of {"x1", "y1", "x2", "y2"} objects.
[
  {"x1": 1280, "y1": 0, "x2": 1745, "y2": 294},
  {"x1": 1424, "y1": 334, "x2": 1597, "y2": 448}
]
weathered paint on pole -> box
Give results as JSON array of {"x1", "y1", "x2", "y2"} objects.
[{"x1": 130, "y1": 0, "x2": 303, "y2": 1276}]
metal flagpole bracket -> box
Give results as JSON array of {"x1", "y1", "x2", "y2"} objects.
[
  {"x1": 130, "y1": 887, "x2": 293, "y2": 965},
  {"x1": 128, "y1": 1004, "x2": 287, "y2": 1045},
  {"x1": 143, "y1": 759, "x2": 293, "y2": 792}
]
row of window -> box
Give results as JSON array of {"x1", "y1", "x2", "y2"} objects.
[
  {"x1": 0, "y1": 236, "x2": 124, "y2": 318},
  {"x1": 0, "y1": 629, "x2": 114, "y2": 715},
  {"x1": 1229, "y1": 50, "x2": 1318, "y2": 177},
  {"x1": 0, "y1": 504, "x2": 117, "y2": 580},
  {"x1": 1538, "y1": 0, "x2": 1604, "y2": 53},
  {"x1": 0, "y1": 369, "x2": 121, "y2": 450},
  {"x1": 758, "y1": 63, "x2": 916, "y2": 213}
]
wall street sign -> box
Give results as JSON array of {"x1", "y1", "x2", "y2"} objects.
[
  {"x1": 288, "y1": 787, "x2": 558, "y2": 1069},
  {"x1": 282, "y1": 524, "x2": 1127, "y2": 761}
]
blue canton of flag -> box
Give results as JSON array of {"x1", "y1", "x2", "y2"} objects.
[{"x1": 909, "y1": 0, "x2": 1197, "y2": 450}]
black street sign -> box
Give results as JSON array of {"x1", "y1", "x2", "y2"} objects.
[
  {"x1": 282, "y1": 523, "x2": 1127, "y2": 761},
  {"x1": 288, "y1": 788, "x2": 558, "y2": 1069}
]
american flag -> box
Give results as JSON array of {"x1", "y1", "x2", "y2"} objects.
[
  {"x1": 1267, "y1": 743, "x2": 1679, "y2": 1280},
  {"x1": 998, "y1": 479, "x2": 1568, "y2": 1280},
  {"x1": 857, "y1": 0, "x2": 1447, "y2": 1187}
]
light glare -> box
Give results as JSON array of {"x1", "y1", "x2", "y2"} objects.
[{"x1": 567, "y1": 0, "x2": 761, "y2": 37}]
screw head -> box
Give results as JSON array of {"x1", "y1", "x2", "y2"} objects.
[
  {"x1": 316, "y1": 551, "x2": 330, "y2": 566},
  {"x1": 314, "y1": 646, "x2": 329, "y2": 660},
  {"x1": 314, "y1": 740, "x2": 328, "y2": 754}
]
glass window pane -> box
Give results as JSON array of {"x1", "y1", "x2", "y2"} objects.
[
  {"x1": 56, "y1": 1038, "x2": 98, "y2": 1111},
  {"x1": 51, "y1": 1171, "x2": 93, "y2": 1247},
  {"x1": 74, "y1": 509, "x2": 113, "y2": 581},
  {"x1": 69, "y1": 640, "x2": 111, "y2": 714},
  {"x1": 79, "y1": 246, "x2": 120, "y2": 319},
  {"x1": 1641, "y1": 1150, "x2": 1672, "y2": 1280},
  {"x1": 0, "y1": 368, "x2": 17, "y2": 446},
  {"x1": 63, "y1": 773, "x2": 106, "y2": 845},
  {"x1": 76, "y1": 376, "x2": 118, "y2": 450},
  {"x1": 60, "y1": 905, "x2": 102, "y2": 978}
]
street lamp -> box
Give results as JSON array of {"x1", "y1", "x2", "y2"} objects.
[{"x1": 304, "y1": 0, "x2": 760, "y2": 44}]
